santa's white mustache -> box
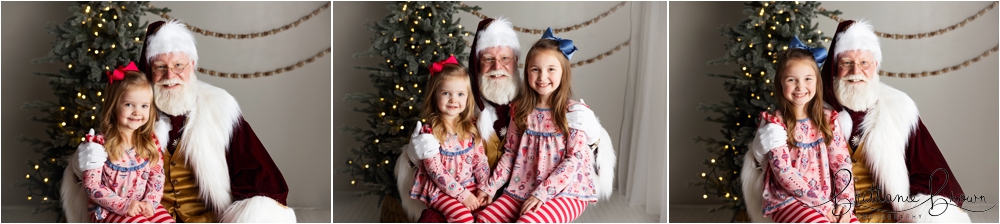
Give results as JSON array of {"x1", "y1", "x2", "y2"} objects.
[
  {"x1": 484, "y1": 70, "x2": 510, "y2": 78},
  {"x1": 156, "y1": 79, "x2": 184, "y2": 87},
  {"x1": 841, "y1": 74, "x2": 867, "y2": 82}
]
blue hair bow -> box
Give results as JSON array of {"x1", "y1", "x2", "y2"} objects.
[
  {"x1": 542, "y1": 27, "x2": 578, "y2": 60},
  {"x1": 789, "y1": 36, "x2": 827, "y2": 67}
]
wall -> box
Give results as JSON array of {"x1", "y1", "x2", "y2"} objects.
[
  {"x1": 1, "y1": 1, "x2": 70, "y2": 211},
  {"x1": 668, "y1": 1, "x2": 746, "y2": 206},
  {"x1": 1, "y1": 1, "x2": 332, "y2": 213},
  {"x1": 669, "y1": 1, "x2": 1000, "y2": 210},
  {"x1": 332, "y1": 1, "x2": 633, "y2": 192}
]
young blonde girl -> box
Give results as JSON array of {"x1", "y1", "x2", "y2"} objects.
[
  {"x1": 409, "y1": 55, "x2": 492, "y2": 223},
  {"x1": 81, "y1": 63, "x2": 172, "y2": 223},
  {"x1": 476, "y1": 28, "x2": 597, "y2": 223},
  {"x1": 759, "y1": 46, "x2": 858, "y2": 223}
]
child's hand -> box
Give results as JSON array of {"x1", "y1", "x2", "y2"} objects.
[
  {"x1": 474, "y1": 190, "x2": 491, "y2": 205},
  {"x1": 461, "y1": 194, "x2": 481, "y2": 211},
  {"x1": 829, "y1": 206, "x2": 850, "y2": 223},
  {"x1": 140, "y1": 202, "x2": 155, "y2": 218},
  {"x1": 520, "y1": 196, "x2": 542, "y2": 215},
  {"x1": 126, "y1": 200, "x2": 142, "y2": 217}
]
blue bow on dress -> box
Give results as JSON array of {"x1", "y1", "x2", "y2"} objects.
[
  {"x1": 789, "y1": 36, "x2": 827, "y2": 67},
  {"x1": 542, "y1": 27, "x2": 579, "y2": 60}
]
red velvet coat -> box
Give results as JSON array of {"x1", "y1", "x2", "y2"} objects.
[{"x1": 166, "y1": 114, "x2": 289, "y2": 205}]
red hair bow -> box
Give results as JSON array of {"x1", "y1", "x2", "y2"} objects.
[
  {"x1": 428, "y1": 55, "x2": 459, "y2": 76},
  {"x1": 107, "y1": 61, "x2": 139, "y2": 84}
]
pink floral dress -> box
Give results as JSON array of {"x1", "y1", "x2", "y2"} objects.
[
  {"x1": 484, "y1": 100, "x2": 598, "y2": 203},
  {"x1": 761, "y1": 109, "x2": 855, "y2": 217},
  {"x1": 82, "y1": 134, "x2": 165, "y2": 221},
  {"x1": 409, "y1": 126, "x2": 491, "y2": 204}
]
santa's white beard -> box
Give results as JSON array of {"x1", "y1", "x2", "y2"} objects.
[
  {"x1": 479, "y1": 69, "x2": 520, "y2": 105},
  {"x1": 834, "y1": 74, "x2": 879, "y2": 111},
  {"x1": 154, "y1": 77, "x2": 197, "y2": 116}
]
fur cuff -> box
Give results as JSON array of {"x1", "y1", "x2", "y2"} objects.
[
  {"x1": 898, "y1": 194, "x2": 971, "y2": 223},
  {"x1": 219, "y1": 196, "x2": 297, "y2": 223}
]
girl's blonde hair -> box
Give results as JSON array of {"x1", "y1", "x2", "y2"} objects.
[
  {"x1": 420, "y1": 63, "x2": 480, "y2": 143},
  {"x1": 100, "y1": 70, "x2": 159, "y2": 162},
  {"x1": 514, "y1": 39, "x2": 574, "y2": 135},
  {"x1": 774, "y1": 48, "x2": 832, "y2": 146}
]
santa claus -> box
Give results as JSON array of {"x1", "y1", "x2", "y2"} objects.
[
  {"x1": 744, "y1": 20, "x2": 970, "y2": 223},
  {"x1": 64, "y1": 20, "x2": 296, "y2": 222},
  {"x1": 395, "y1": 17, "x2": 616, "y2": 222}
]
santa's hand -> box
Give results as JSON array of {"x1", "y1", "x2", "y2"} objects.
[
  {"x1": 567, "y1": 99, "x2": 601, "y2": 145},
  {"x1": 756, "y1": 123, "x2": 787, "y2": 162},
  {"x1": 76, "y1": 129, "x2": 108, "y2": 173},
  {"x1": 409, "y1": 121, "x2": 440, "y2": 160}
]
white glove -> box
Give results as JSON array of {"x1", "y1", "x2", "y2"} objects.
[
  {"x1": 76, "y1": 129, "x2": 108, "y2": 173},
  {"x1": 755, "y1": 123, "x2": 787, "y2": 163},
  {"x1": 567, "y1": 99, "x2": 602, "y2": 145},
  {"x1": 409, "y1": 121, "x2": 440, "y2": 161}
]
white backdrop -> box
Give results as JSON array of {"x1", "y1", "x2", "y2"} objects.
[
  {"x1": 1, "y1": 2, "x2": 332, "y2": 219},
  {"x1": 669, "y1": 2, "x2": 999, "y2": 218},
  {"x1": 333, "y1": 1, "x2": 633, "y2": 192}
]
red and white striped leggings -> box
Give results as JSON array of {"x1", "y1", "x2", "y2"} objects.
[
  {"x1": 93, "y1": 204, "x2": 175, "y2": 223},
  {"x1": 771, "y1": 201, "x2": 859, "y2": 223},
  {"x1": 475, "y1": 194, "x2": 588, "y2": 223},
  {"x1": 428, "y1": 195, "x2": 478, "y2": 223}
]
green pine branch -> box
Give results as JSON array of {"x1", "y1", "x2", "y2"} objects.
[
  {"x1": 19, "y1": 2, "x2": 169, "y2": 219},
  {"x1": 691, "y1": 1, "x2": 840, "y2": 219}
]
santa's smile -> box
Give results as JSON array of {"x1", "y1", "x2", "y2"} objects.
[
  {"x1": 161, "y1": 83, "x2": 182, "y2": 89},
  {"x1": 488, "y1": 74, "x2": 508, "y2": 79}
]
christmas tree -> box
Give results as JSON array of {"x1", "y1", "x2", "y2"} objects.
[
  {"x1": 691, "y1": 1, "x2": 839, "y2": 220},
  {"x1": 342, "y1": 1, "x2": 479, "y2": 200},
  {"x1": 18, "y1": 1, "x2": 168, "y2": 218}
]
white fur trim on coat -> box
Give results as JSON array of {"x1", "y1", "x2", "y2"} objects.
[
  {"x1": 61, "y1": 164, "x2": 91, "y2": 223},
  {"x1": 837, "y1": 109, "x2": 852, "y2": 141},
  {"x1": 474, "y1": 17, "x2": 521, "y2": 58},
  {"x1": 145, "y1": 20, "x2": 198, "y2": 64},
  {"x1": 740, "y1": 145, "x2": 772, "y2": 223},
  {"x1": 478, "y1": 104, "x2": 499, "y2": 146},
  {"x1": 395, "y1": 149, "x2": 426, "y2": 221},
  {"x1": 594, "y1": 125, "x2": 616, "y2": 201},
  {"x1": 173, "y1": 80, "x2": 242, "y2": 216},
  {"x1": 219, "y1": 195, "x2": 297, "y2": 222},
  {"x1": 857, "y1": 83, "x2": 918, "y2": 214},
  {"x1": 833, "y1": 19, "x2": 881, "y2": 65}
]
